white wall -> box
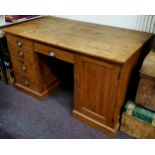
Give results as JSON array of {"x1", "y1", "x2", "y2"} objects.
[{"x1": 55, "y1": 15, "x2": 155, "y2": 33}]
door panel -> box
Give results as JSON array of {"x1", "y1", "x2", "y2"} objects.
[{"x1": 74, "y1": 55, "x2": 120, "y2": 126}]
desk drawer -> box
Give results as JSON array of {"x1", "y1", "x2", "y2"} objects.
[
  {"x1": 12, "y1": 60, "x2": 37, "y2": 79},
  {"x1": 6, "y1": 34, "x2": 33, "y2": 49},
  {"x1": 8, "y1": 45, "x2": 36, "y2": 63},
  {"x1": 34, "y1": 43, "x2": 74, "y2": 64},
  {"x1": 15, "y1": 72, "x2": 38, "y2": 91}
]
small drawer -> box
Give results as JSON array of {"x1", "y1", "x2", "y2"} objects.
[
  {"x1": 15, "y1": 73, "x2": 38, "y2": 91},
  {"x1": 12, "y1": 60, "x2": 37, "y2": 79},
  {"x1": 6, "y1": 34, "x2": 33, "y2": 49},
  {"x1": 8, "y1": 45, "x2": 36, "y2": 63},
  {"x1": 34, "y1": 42, "x2": 74, "y2": 64}
]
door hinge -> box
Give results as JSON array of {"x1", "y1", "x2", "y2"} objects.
[
  {"x1": 75, "y1": 79, "x2": 80, "y2": 87},
  {"x1": 118, "y1": 70, "x2": 121, "y2": 80},
  {"x1": 112, "y1": 117, "x2": 114, "y2": 124}
]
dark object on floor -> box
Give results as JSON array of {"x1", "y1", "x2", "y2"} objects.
[
  {"x1": 0, "y1": 81, "x2": 131, "y2": 139},
  {"x1": 0, "y1": 30, "x2": 15, "y2": 84}
]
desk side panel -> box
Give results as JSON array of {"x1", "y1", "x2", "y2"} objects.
[{"x1": 113, "y1": 37, "x2": 153, "y2": 128}]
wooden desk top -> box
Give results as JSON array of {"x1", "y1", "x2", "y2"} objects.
[{"x1": 3, "y1": 16, "x2": 153, "y2": 63}]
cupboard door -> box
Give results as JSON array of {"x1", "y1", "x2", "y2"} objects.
[{"x1": 74, "y1": 55, "x2": 120, "y2": 126}]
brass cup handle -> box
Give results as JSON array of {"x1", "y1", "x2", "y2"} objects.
[
  {"x1": 24, "y1": 80, "x2": 29, "y2": 86},
  {"x1": 21, "y1": 65, "x2": 27, "y2": 71},
  {"x1": 18, "y1": 51, "x2": 24, "y2": 57},
  {"x1": 16, "y1": 41, "x2": 22, "y2": 47},
  {"x1": 48, "y1": 51, "x2": 56, "y2": 57}
]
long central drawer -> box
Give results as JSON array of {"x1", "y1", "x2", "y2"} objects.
[{"x1": 34, "y1": 42, "x2": 74, "y2": 64}]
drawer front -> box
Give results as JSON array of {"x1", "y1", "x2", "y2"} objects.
[
  {"x1": 8, "y1": 45, "x2": 36, "y2": 63},
  {"x1": 6, "y1": 34, "x2": 33, "y2": 49},
  {"x1": 15, "y1": 72, "x2": 38, "y2": 91},
  {"x1": 12, "y1": 60, "x2": 37, "y2": 79},
  {"x1": 34, "y1": 43, "x2": 74, "y2": 64}
]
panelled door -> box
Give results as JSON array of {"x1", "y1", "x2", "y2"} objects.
[{"x1": 74, "y1": 55, "x2": 121, "y2": 127}]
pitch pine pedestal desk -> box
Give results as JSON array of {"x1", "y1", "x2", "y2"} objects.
[{"x1": 3, "y1": 16, "x2": 153, "y2": 137}]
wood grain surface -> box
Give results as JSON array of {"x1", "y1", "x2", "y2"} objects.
[{"x1": 3, "y1": 16, "x2": 153, "y2": 63}]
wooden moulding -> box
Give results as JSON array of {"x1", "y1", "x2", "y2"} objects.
[
  {"x1": 15, "y1": 79, "x2": 60, "y2": 100},
  {"x1": 73, "y1": 110, "x2": 119, "y2": 137},
  {"x1": 120, "y1": 113, "x2": 155, "y2": 139}
]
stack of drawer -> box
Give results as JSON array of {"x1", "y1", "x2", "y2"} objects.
[
  {"x1": 6, "y1": 34, "x2": 60, "y2": 99},
  {"x1": 6, "y1": 34, "x2": 39, "y2": 93}
]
